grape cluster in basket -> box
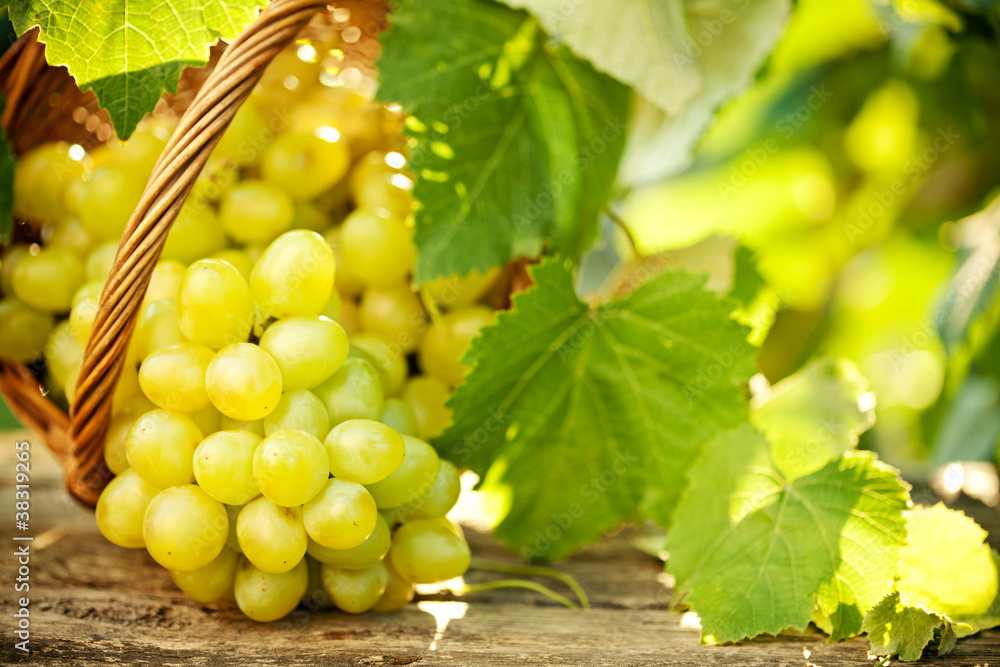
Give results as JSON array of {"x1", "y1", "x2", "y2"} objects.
[{"x1": 0, "y1": 36, "x2": 501, "y2": 621}]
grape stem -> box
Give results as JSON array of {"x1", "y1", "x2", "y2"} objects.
[
  {"x1": 467, "y1": 557, "x2": 590, "y2": 609},
  {"x1": 449, "y1": 579, "x2": 581, "y2": 610}
]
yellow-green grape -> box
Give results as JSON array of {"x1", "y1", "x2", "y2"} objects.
[
  {"x1": 423, "y1": 267, "x2": 501, "y2": 309},
  {"x1": 84, "y1": 241, "x2": 119, "y2": 282},
  {"x1": 323, "y1": 227, "x2": 365, "y2": 296},
  {"x1": 170, "y1": 547, "x2": 239, "y2": 604},
  {"x1": 359, "y1": 284, "x2": 427, "y2": 353},
  {"x1": 258, "y1": 316, "x2": 348, "y2": 390},
  {"x1": 323, "y1": 419, "x2": 405, "y2": 485},
  {"x1": 143, "y1": 485, "x2": 229, "y2": 571},
  {"x1": 91, "y1": 125, "x2": 168, "y2": 172},
  {"x1": 321, "y1": 562, "x2": 388, "y2": 614},
  {"x1": 206, "y1": 343, "x2": 283, "y2": 421},
  {"x1": 225, "y1": 504, "x2": 243, "y2": 553},
  {"x1": 339, "y1": 208, "x2": 414, "y2": 287},
  {"x1": 145, "y1": 260, "x2": 187, "y2": 304},
  {"x1": 138, "y1": 342, "x2": 214, "y2": 413},
  {"x1": 125, "y1": 409, "x2": 203, "y2": 488},
  {"x1": 306, "y1": 514, "x2": 391, "y2": 568},
  {"x1": 303, "y1": 478, "x2": 378, "y2": 550},
  {"x1": 291, "y1": 202, "x2": 331, "y2": 232},
  {"x1": 77, "y1": 164, "x2": 146, "y2": 241},
  {"x1": 348, "y1": 151, "x2": 413, "y2": 220},
  {"x1": 193, "y1": 430, "x2": 263, "y2": 506},
  {"x1": 303, "y1": 556, "x2": 332, "y2": 610},
  {"x1": 12, "y1": 246, "x2": 85, "y2": 313},
  {"x1": 379, "y1": 398, "x2": 418, "y2": 437},
  {"x1": 260, "y1": 127, "x2": 351, "y2": 200},
  {"x1": 104, "y1": 406, "x2": 144, "y2": 475},
  {"x1": 187, "y1": 404, "x2": 222, "y2": 435},
  {"x1": 133, "y1": 299, "x2": 186, "y2": 360},
  {"x1": 401, "y1": 376, "x2": 453, "y2": 440},
  {"x1": 47, "y1": 218, "x2": 94, "y2": 255},
  {"x1": 234, "y1": 556, "x2": 308, "y2": 623},
  {"x1": 13, "y1": 141, "x2": 89, "y2": 221},
  {"x1": 264, "y1": 390, "x2": 331, "y2": 440},
  {"x1": 320, "y1": 287, "x2": 343, "y2": 322},
  {"x1": 44, "y1": 320, "x2": 82, "y2": 393},
  {"x1": 95, "y1": 468, "x2": 160, "y2": 548},
  {"x1": 372, "y1": 559, "x2": 415, "y2": 612},
  {"x1": 1, "y1": 245, "x2": 30, "y2": 295},
  {"x1": 220, "y1": 179, "x2": 294, "y2": 244},
  {"x1": 313, "y1": 357, "x2": 383, "y2": 427},
  {"x1": 236, "y1": 496, "x2": 307, "y2": 574},
  {"x1": 161, "y1": 201, "x2": 227, "y2": 264},
  {"x1": 250, "y1": 230, "x2": 336, "y2": 319},
  {"x1": 389, "y1": 519, "x2": 471, "y2": 584},
  {"x1": 365, "y1": 435, "x2": 440, "y2": 509},
  {"x1": 252, "y1": 429, "x2": 329, "y2": 507},
  {"x1": 418, "y1": 306, "x2": 495, "y2": 386},
  {"x1": 350, "y1": 333, "x2": 407, "y2": 397},
  {"x1": 338, "y1": 297, "x2": 362, "y2": 336},
  {"x1": 211, "y1": 249, "x2": 254, "y2": 281},
  {"x1": 0, "y1": 297, "x2": 54, "y2": 362},
  {"x1": 111, "y1": 363, "x2": 143, "y2": 414},
  {"x1": 68, "y1": 280, "x2": 103, "y2": 347},
  {"x1": 221, "y1": 415, "x2": 266, "y2": 435},
  {"x1": 177, "y1": 259, "x2": 255, "y2": 350},
  {"x1": 212, "y1": 101, "x2": 268, "y2": 167},
  {"x1": 395, "y1": 460, "x2": 461, "y2": 521}
]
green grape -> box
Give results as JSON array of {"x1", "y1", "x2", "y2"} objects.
[
  {"x1": 395, "y1": 460, "x2": 461, "y2": 521},
  {"x1": 1, "y1": 245, "x2": 30, "y2": 295},
  {"x1": 77, "y1": 164, "x2": 146, "y2": 241},
  {"x1": 211, "y1": 249, "x2": 254, "y2": 281},
  {"x1": 348, "y1": 151, "x2": 413, "y2": 219},
  {"x1": 252, "y1": 429, "x2": 329, "y2": 507},
  {"x1": 350, "y1": 333, "x2": 407, "y2": 397},
  {"x1": 264, "y1": 390, "x2": 331, "y2": 440},
  {"x1": 303, "y1": 556, "x2": 332, "y2": 610},
  {"x1": 303, "y1": 478, "x2": 378, "y2": 550},
  {"x1": 47, "y1": 218, "x2": 94, "y2": 255},
  {"x1": 234, "y1": 556, "x2": 308, "y2": 623},
  {"x1": 143, "y1": 485, "x2": 228, "y2": 571},
  {"x1": 258, "y1": 316, "x2": 348, "y2": 390},
  {"x1": 401, "y1": 376, "x2": 453, "y2": 440},
  {"x1": 418, "y1": 306, "x2": 495, "y2": 386},
  {"x1": 68, "y1": 280, "x2": 103, "y2": 347},
  {"x1": 423, "y1": 267, "x2": 500, "y2": 309},
  {"x1": 371, "y1": 559, "x2": 415, "y2": 612},
  {"x1": 133, "y1": 299, "x2": 186, "y2": 360},
  {"x1": 291, "y1": 202, "x2": 331, "y2": 232},
  {"x1": 145, "y1": 260, "x2": 187, "y2": 304},
  {"x1": 111, "y1": 363, "x2": 143, "y2": 414},
  {"x1": 92, "y1": 125, "x2": 168, "y2": 175},
  {"x1": 84, "y1": 241, "x2": 119, "y2": 282},
  {"x1": 220, "y1": 415, "x2": 265, "y2": 435},
  {"x1": 104, "y1": 407, "x2": 144, "y2": 474},
  {"x1": 313, "y1": 357, "x2": 384, "y2": 427},
  {"x1": 177, "y1": 259, "x2": 254, "y2": 350},
  {"x1": 320, "y1": 287, "x2": 343, "y2": 322},
  {"x1": 220, "y1": 180, "x2": 294, "y2": 244},
  {"x1": 13, "y1": 141, "x2": 89, "y2": 221},
  {"x1": 206, "y1": 343, "x2": 283, "y2": 421},
  {"x1": 95, "y1": 468, "x2": 160, "y2": 548},
  {"x1": 261, "y1": 127, "x2": 351, "y2": 200},
  {"x1": 323, "y1": 227, "x2": 365, "y2": 296},
  {"x1": 323, "y1": 419, "x2": 405, "y2": 485},
  {"x1": 250, "y1": 230, "x2": 336, "y2": 319},
  {"x1": 12, "y1": 246, "x2": 85, "y2": 313},
  {"x1": 44, "y1": 320, "x2": 82, "y2": 393},
  {"x1": 0, "y1": 297, "x2": 54, "y2": 362},
  {"x1": 321, "y1": 561, "x2": 387, "y2": 614},
  {"x1": 193, "y1": 430, "x2": 263, "y2": 506},
  {"x1": 138, "y1": 342, "x2": 214, "y2": 413},
  {"x1": 306, "y1": 514, "x2": 390, "y2": 568},
  {"x1": 169, "y1": 547, "x2": 239, "y2": 604},
  {"x1": 212, "y1": 100, "x2": 268, "y2": 167},
  {"x1": 339, "y1": 208, "x2": 414, "y2": 287},
  {"x1": 125, "y1": 409, "x2": 203, "y2": 488},
  {"x1": 161, "y1": 200, "x2": 227, "y2": 264},
  {"x1": 188, "y1": 404, "x2": 222, "y2": 435},
  {"x1": 389, "y1": 518, "x2": 471, "y2": 584},
  {"x1": 379, "y1": 398, "x2": 418, "y2": 436},
  {"x1": 236, "y1": 496, "x2": 307, "y2": 574},
  {"x1": 365, "y1": 435, "x2": 440, "y2": 509},
  {"x1": 359, "y1": 283, "x2": 427, "y2": 353},
  {"x1": 225, "y1": 504, "x2": 243, "y2": 553}
]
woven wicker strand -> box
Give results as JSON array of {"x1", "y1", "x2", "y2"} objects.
[{"x1": 62, "y1": 0, "x2": 328, "y2": 506}]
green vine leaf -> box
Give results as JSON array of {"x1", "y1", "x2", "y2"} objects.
[
  {"x1": 862, "y1": 590, "x2": 961, "y2": 662},
  {"x1": 6, "y1": 0, "x2": 266, "y2": 138}
]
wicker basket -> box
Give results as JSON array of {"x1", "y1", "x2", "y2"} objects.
[{"x1": 0, "y1": 0, "x2": 375, "y2": 507}]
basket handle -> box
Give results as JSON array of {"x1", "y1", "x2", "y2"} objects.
[{"x1": 68, "y1": 0, "x2": 328, "y2": 507}]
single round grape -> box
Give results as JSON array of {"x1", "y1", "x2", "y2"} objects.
[
  {"x1": 252, "y1": 429, "x2": 329, "y2": 507},
  {"x1": 77, "y1": 164, "x2": 146, "y2": 241},
  {"x1": 234, "y1": 557, "x2": 308, "y2": 623},
  {"x1": 143, "y1": 485, "x2": 228, "y2": 571},
  {"x1": 264, "y1": 390, "x2": 331, "y2": 440},
  {"x1": 44, "y1": 320, "x2": 82, "y2": 391},
  {"x1": 221, "y1": 415, "x2": 265, "y2": 435},
  {"x1": 380, "y1": 398, "x2": 418, "y2": 436},
  {"x1": 261, "y1": 127, "x2": 351, "y2": 200},
  {"x1": 0, "y1": 297, "x2": 54, "y2": 362},
  {"x1": 47, "y1": 218, "x2": 95, "y2": 254},
  {"x1": 161, "y1": 200, "x2": 227, "y2": 264},
  {"x1": 350, "y1": 333, "x2": 407, "y2": 397},
  {"x1": 145, "y1": 260, "x2": 187, "y2": 304},
  {"x1": 111, "y1": 363, "x2": 143, "y2": 414},
  {"x1": 372, "y1": 559, "x2": 415, "y2": 612},
  {"x1": 193, "y1": 430, "x2": 263, "y2": 506},
  {"x1": 170, "y1": 547, "x2": 239, "y2": 603},
  {"x1": 395, "y1": 459, "x2": 461, "y2": 521},
  {"x1": 12, "y1": 246, "x2": 85, "y2": 313},
  {"x1": 104, "y1": 405, "x2": 146, "y2": 474},
  {"x1": 339, "y1": 208, "x2": 414, "y2": 287},
  {"x1": 125, "y1": 409, "x2": 203, "y2": 488},
  {"x1": 206, "y1": 343, "x2": 283, "y2": 421},
  {"x1": 13, "y1": 141, "x2": 89, "y2": 221},
  {"x1": 389, "y1": 519, "x2": 471, "y2": 584},
  {"x1": 212, "y1": 101, "x2": 268, "y2": 167},
  {"x1": 313, "y1": 357, "x2": 384, "y2": 427},
  {"x1": 138, "y1": 342, "x2": 214, "y2": 413},
  {"x1": 220, "y1": 180, "x2": 294, "y2": 244},
  {"x1": 1, "y1": 245, "x2": 30, "y2": 295},
  {"x1": 321, "y1": 561, "x2": 388, "y2": 614},
  {"x1": 306, "y1": 514, "x2": 390, "y2": 568},
  {"x1": 323, "y1": 419, "x2": 405, "y2": 485},
  {"x1": 320, "y1": 287, "x2": 343, "y2": 323},
  {"x1": 258, "y1": 316, "x2": 348, "y2": 390},
  {"x1": 187, "y1": 404, "x2": 222, "y2": 435},
  {"x1": 348, "y1": 151, "x2": 413, "y2": 219},
  {"x1": 401, "y1": 376, "x2": 453, "y2": 440},
  {"x1": 303, "y1": 478, "x2": 378, "y2": 550},
  {"x1": 177, "y1": 259, "x2": 254, "y2": 350},
  {"x1": 423, "y1": 267, "x2": 501, "y2": 309},
  {"x1": 95, "y1": 468, "x2": 160, "y2": 548},
  {"x1": 250, "y1": 230, "x2": 336, "y2": 319},
  {"x1": 291, "y1": 202, "x2": 331, "y2": 232},
  {"x1": 359, "y1": 283, "x2": 427, "y2": 353},
  {"x1": 211, "y1": 249, "x2": 254, "y2": 281},
  {"x1": 84, "y1": 241, "x2": 118, "y2": 282},
  {"x1": 133, "y1": 299, "x2": 186, "y2": 360},
  {"x1": 365, "y1": 435, "x2": 440, "y2": 509},
  {"x1": 225, "y1": 504, "x2": 243, "y2": 553},
  {"x1": 323, "y1": 227, "x2": 365, "y2": 296},
  {"x1": 236, "y1": 496, "x2": 307, "y2": 574},
  {"x1": 68, "y1": 280, "x2": 103, "y2": 347},
  {"x1": 418, "y1": 306, "x2": 495, "y2": 386}
]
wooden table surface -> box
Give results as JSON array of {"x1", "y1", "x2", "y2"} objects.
[{"x1": 2, "y1": 431, "x2": 998, "y2": 666}]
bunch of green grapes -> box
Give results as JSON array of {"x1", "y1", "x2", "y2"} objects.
[{"x1": 0, "y1": 34, "x2": 506, "y2": 622}]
